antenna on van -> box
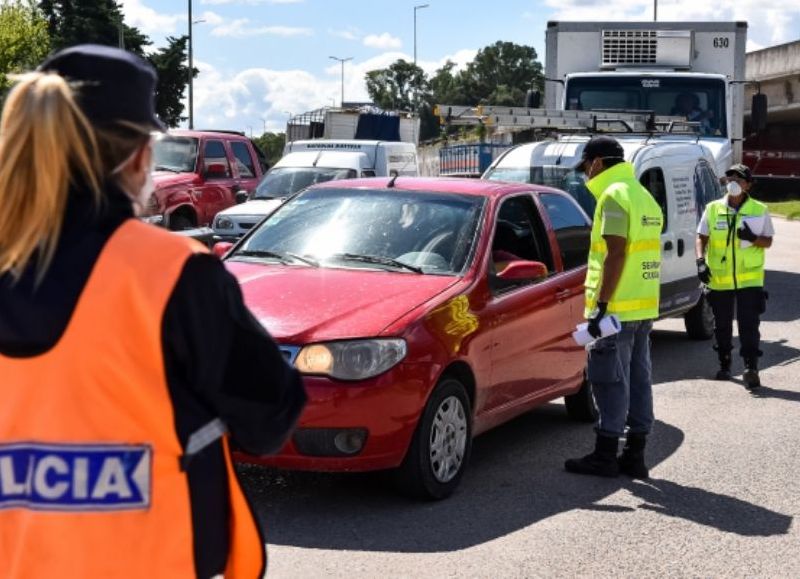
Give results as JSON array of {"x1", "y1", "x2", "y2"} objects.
[{"x1": 387, "y1": 173, "x2": 399, "y2": 188}]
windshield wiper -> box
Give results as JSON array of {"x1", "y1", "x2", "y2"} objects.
[
  {"x1": 154, "y1": 165, "x2": 181, "y2": 173},
  {"x1": 235, "y1": 249, "x2": 318, "y2": 267},
  {"x1": 333, "y1": 253, "x2": 424, "y2": 274}
]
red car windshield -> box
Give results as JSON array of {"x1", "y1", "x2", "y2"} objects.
[
  {"x1": 232, "y1": 188, "x2": 486, "y2": 275},
  {"x1": 153, "y1": 136, "x2": 199, "y2": 173}
]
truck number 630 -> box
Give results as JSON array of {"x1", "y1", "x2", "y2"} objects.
[{"x1": 713, "y1": 37, "x2": 730, "y2": 49}]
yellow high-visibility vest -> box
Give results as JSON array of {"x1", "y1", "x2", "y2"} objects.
[
  {"x1": 584, "y1": 162, "x2": 663, "y2": 322},
  {"x1": 705, "y1": 197, "x2": 767, "y2": 291}
]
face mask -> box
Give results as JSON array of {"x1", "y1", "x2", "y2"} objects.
[{"x1": 726, "y1": 181, "x2": 742, "y2": 197}]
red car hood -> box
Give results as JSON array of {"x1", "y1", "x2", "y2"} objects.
[{"x1": 226, "y1": 261, "x2": 460, "y2": 343}]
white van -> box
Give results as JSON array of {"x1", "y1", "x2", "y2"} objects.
[
  {"x1": 483, "y1": 135, "x2": 723, "y2": 338},
  {"x1": 213, "y1": 140, "x2": 418, "y2": 240}
]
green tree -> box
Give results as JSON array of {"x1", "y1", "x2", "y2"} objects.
[
  {"x1": 39, "y1": 0, "x2": 196, "y2": 127},
  {"x1": 148, "y1": 36, "x2": 193, "y2": 127},
  {"x1": 459, "y1": 41, "x2": 544, "y2": 106},
  {"x1": 253, "y1": 132, "x2": 286, "y2": 167},
  {"x1": 365, "y1": 59, "x2": 429, "y2": 112},
  {"x1": 0, "y1": 1, "x2": 50, "y2": 93},
  {"x1": 429, "y1": 60, "x2": 463, "y2": 105}
]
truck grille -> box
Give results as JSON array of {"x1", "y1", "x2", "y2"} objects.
[{"x1": 602, "y1": 30, "x2": 657, "y2": 66}]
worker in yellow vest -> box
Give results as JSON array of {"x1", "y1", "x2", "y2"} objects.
[
  {"x1": 696, "y1": 164, "x2": 774, "y2": 389},
  {"x1": 565, "y1": 136, "x2": 663, "y2": 479},
  {"x1": 0, "y1": 45, "x2": 306, "y2": 578}
]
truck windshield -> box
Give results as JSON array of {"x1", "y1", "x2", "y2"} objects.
[
  {"x1": 153, "y1": 136, "x2": 198, "y2": 173},
  {"x1": 254, "y1": 167, "x2": 357, "y2": 200},
  {"x1": 565, "y1": 76, "x2": 727, "y2": 137}
]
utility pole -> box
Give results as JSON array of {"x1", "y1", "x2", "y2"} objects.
[
  {"x1": 329, "y1": 56, "x2": 353, "y2": 107},
  {"x1": 654, "y1": 0, "x2": 657, "y2": 21},
  {"x1": 413, "y1": 4, "x2": 429, "y2": 65},
  {"x1": 188, "y1": 0, "x2": 194, "y2": 129}
]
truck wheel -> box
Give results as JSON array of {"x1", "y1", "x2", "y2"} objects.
[
  {"x1": 564, "y1": 375, "x2": 598, "y2": 423},
  {"x1": 391, "y1": 378, "x2": 472, "y2": 500},
  {"x1": 684, "y1": 293, "x2": 714, "y2": 340},
  {"x1": 169, "y1": 213, "x2": 194, "y2": 231}
]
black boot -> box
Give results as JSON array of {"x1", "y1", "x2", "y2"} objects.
[
  {"x1": 715, "y1": 353, "x2": 732, "y2": 381},
  {"x1": 565, "y1": 434, "x2": 619, "y2": 477},
  {"x1": 618, "y1": 433, "x2": 649, "y2": 479},
  {"x1": 743, "y1": 358, "x2": 761, "y2": 390}
]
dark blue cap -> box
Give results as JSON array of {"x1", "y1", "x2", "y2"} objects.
[
  {"x1": 39, "y1": 44, "x2": 165, "y2": 132},
  {"x1": 574, "y1": 136, "x2": 625, "y2": 172}
]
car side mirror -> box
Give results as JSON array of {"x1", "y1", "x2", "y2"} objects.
[
  {"x1": 212, "y1": 242, "x2": 234, "y2": 258},
  {"x1": 751, "y1": 93, "x2": 768, "y2": 133},
  {"x1": 235, "y1": 190, "x2": 249, "y2": 204},
  {"x1": 205, "y1": 163, "x2": 228, "y2": 179},
  {"x1": 496, "y1": 260, "x2": 548, "y2": 281}
]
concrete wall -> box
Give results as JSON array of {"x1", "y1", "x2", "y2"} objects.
[{"x1": 745, "y1": 40, "x2": 800, "y2": 121}]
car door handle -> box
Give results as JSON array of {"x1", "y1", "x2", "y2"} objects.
[
  {"x1": 556, "y1": 288, "x2": 571, "y2": 301},
  {"x1": 677, "y1": 239, "x2": 685, "y2": 256},
  {"x1": 664, "y1": 241, "x2": 674, "y2": 251}
]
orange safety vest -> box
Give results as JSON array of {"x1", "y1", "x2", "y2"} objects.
[{"x1": 0, "y1": 220, "x2": 264, "y2": 578}]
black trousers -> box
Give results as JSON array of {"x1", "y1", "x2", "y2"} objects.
[{"x1": 708, "y1": 287, "x2": 767, "y2": 361}]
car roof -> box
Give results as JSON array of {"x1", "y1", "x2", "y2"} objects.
[
  {"x1": 307, "y1": 176, "x2": 565, "y2": 200},
  {"x1": 167, "y1": 129, "x2": 250, "y2": 140}
]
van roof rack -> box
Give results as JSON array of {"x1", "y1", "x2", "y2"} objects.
[{"x1": 434, "y1": 104, "x2": 701, "y2": 136}]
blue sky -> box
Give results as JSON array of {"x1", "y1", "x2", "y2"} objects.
[{"x1": 119, "y1": 0, "x2": 800, "y2": 134}]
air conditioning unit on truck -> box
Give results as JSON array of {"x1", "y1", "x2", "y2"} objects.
[{"x1": 545, "y1": 21, "x2": 749, "y2": 177}]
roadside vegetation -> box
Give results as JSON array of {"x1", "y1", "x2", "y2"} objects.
[{"x1": 766, "y1": 200, "x2": 800, "y2": 220}]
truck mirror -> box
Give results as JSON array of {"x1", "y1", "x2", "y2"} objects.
[
  {"x1": 751, "y1": 93, "x2": 768, "y2": 133},
  {"x1": 205, "y1": 163, "x2": 228, "y2": 179},
  {"x1": 525, "y1": 89, "x2": 542, "y2": 109}
]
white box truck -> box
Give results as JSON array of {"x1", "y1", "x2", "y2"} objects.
[{"x1": 544, "y1": 21, "x2": 748, "y2": 175}]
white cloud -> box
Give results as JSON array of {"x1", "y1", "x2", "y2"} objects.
[
  {"x1": 329, "y1": 27, "x2": 361, "y2": 41},
  {"x1": 363, "y1": 33, "x2": 403, "y2": 50},
  {"x1": 120, "y1": 0, "x2": 183, "y2": 36},
  {"x1": 199, "y1": 11, "x2": 225, "y2": 26},
  {"x1": 541, "y1": 0, "x2": 800, "y2": 46},
  {"x1": 210, "y1": 19, "x2": 313, "y2": 38},
  {"x1": 201, "y1": 0, "x2": 303, "y2": 4},
  {"x1": 191, "y1": 48, "x2": 478, "y2": 134}
]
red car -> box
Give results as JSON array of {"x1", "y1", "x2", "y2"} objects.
[
  {"x1": 144, "y1": 130, "x2": 267, "y2": 230},
  {"x1": 223, "y1": 177, "x2": 594, "y2": 499}
]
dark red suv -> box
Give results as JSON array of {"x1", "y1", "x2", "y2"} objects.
[{"x1": 144, "y1": 130, "x2": 267, "y2": 230}]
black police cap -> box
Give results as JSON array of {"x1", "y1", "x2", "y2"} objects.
[
  {"x1": 39, "y1": 44, "x2": 165, "y2": 132},
  {"x1": 574, "y1": 136, "x2": 625, "y2": 172}
]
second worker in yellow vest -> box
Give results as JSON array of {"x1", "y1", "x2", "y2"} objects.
[
  {"x1": 565, "y1": 136, "x2": 663, "y2": 480},
  {"x1": 696, "y1": 163, "x2": 774, "y2": 389}
]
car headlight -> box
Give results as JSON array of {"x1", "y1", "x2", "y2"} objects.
[
  {"x1": 215, "y1": 216, "x2": 234, "y2": 230},
  {"x1": 294, "y1": 339, "x2": 407, "y2": 381}
]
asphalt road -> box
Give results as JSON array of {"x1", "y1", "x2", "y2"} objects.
[{"x1": 239, "y1": 217, "x2": 800, "y2": 578}]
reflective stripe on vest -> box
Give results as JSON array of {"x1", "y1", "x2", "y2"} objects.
[
  {"x1": 584, "y1": 162, "x2": 663, "y2": 322},
  {"x1": 0, "y1": 220, "x2": 264, "y2": 579},
  {"x1": 705, "y1": 197, "x2": 767, "y2": 291}
]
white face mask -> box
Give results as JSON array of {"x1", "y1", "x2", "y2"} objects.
[{"x1": 726, "y1": 181, "x2": 743, "y2": 197}]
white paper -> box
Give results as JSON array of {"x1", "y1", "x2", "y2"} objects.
[
  {"x1": 739, "y1": 215, "x2": 766, "y2": 249},
  {"x1": 572, "y1": 315, "x2": 622, "y2": 346}
]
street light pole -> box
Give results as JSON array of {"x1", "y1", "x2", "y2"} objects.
[
  {"x1": 413, "y1": 4, "x2": 429, "y2": 65},
  {"x1": 329, "y1": 56, "x2": 353, "y2": 107},
  {"x1": 188, "y1": 0, "x2": 193, "y2": 129},
  {"x1": 654, "y1": 0, "x2": 657, "y2": 21}
]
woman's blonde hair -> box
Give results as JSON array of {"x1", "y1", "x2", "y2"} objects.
[{"x1": 0, "y1": 72, "x2": 151, "y2": 280}]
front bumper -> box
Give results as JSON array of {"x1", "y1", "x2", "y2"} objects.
[{"x1": 234, "y1": 364, "x2": 433, "y2": 472}]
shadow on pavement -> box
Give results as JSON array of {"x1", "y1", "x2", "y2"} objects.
[
  {"x1": 240, "y1": 405, "x2": 788, "y2": 553},
  {"x1": 650, "y1": 331, "x2": 800, "y2": 385},
  {"x1": 748, "y1": 385, "x2": 800, "y2": 403},
  {"x1": 625, "y1": 478, "x2": 792, "y2": 537},
  {"x1": 762, "y1": 270, "x2": 800, "y2": 323}
]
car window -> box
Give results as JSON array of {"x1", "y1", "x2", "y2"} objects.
[
  {"x1": 153, "y1": 136, "x2": 198, "y2": 173},
  {"x1": 490, "y1": 195, "x2": 554, "y2": 292},
  {"x1": 236, "y1": 188, "x2": 485, "y2": 275},
  {"x1": 231, "y1": 141, "x2": 256, "y2": 178},
  {"x1": 203, "y1": 140, "x2": 231, "y2": 178},
  {"x1": 254, "y1": 167, "x2": 357, "y2": 199},
  {"x1": 639, "y1": 168, "x2": 668, "y2": 232},
  {"x1": 694, "y1": 160, "x2": 722, "y2": 221},
  {"x1": 540, "y1": 193, "x2": 591, "y2": 271}
]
